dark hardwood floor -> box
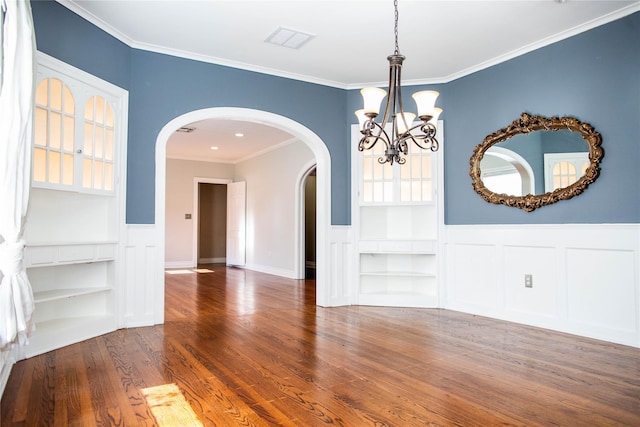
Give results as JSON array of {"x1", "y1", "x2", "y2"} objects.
[{"x1": 2, "y1": 266, "x2": 639, "y2": 426}]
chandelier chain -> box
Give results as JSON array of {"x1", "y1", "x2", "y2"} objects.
[{"x1": 394, "y1": 0, "x2": 399, "y2": 54}]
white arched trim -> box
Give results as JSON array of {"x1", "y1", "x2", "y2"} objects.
[
  {"x1": 483, "y1": 146, "x2": 536, "y2": 195},
  {"x1": 155, "y1": 108, "x2": 333, "y2": 317}
]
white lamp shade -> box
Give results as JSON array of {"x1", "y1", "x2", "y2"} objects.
[
  {"x1": 396, "y1": 112, "x2": 416, "y2": 134},
  {"x1": 361, "y1": 87, "x2": 387, "y2": 115},
  {"x1": 354, "y1": 109, "x2": 369, "y2": 130},
  {"x1": 428, "y1": 107, "x2": 443, "y2": 126},
  {"x1": 412, "y1": 90, "x2": 439, "y2": 118}
]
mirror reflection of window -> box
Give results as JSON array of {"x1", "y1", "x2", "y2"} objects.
[{"x1": 544, "y1": 152, "x2": 589, "y2": 192}]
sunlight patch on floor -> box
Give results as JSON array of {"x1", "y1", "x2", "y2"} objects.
[
  {"x1": 194, "y1": 268, "x2": 214, "y2": 273},
  {"x1": 142, "y1": 383, "x2": 204, "y2": 426},
  {"x1": 165, "y1": 269, "x2": 195, "y2": 275}
]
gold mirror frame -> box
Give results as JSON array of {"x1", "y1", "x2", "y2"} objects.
[{"x1": 469, "y1": 112, "x2": 604, "y2": 212}]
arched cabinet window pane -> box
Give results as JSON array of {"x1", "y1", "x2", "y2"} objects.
[
  {"x1": 33, "y1": 77, "x2": 75, "y2": 186},
  {"x1": 83, "y1": 96, "x2": 115, "y2": 191},
  {"x1": 32, "y1": 71, "x2": 118, "y2": 195}
]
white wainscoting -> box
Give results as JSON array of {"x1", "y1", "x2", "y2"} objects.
[
  {"x1": 327, "y1": 225, "x2": 355, "y2": 307},
  {"x1": 444, "y1": 224, "x2": 640, "y2": 348},
  {"x1": 122, "y1": 224, "x2": 164, "y2": 327}
]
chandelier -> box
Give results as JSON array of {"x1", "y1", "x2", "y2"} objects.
[{"x1": 355, "y1": 0, "x2": 442, "y2": 165}]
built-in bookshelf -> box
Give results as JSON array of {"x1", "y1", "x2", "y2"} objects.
[{"x1": 352, "y1": 123, "x2": 443, "y2": 307}]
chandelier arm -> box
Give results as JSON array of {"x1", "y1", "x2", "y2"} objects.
[
  {"x1": 399, "y1": 122, "x2": 439, "y2": 151},
  {"x1": 358, "y1": 120, "x2": 392, "y2": 152}
]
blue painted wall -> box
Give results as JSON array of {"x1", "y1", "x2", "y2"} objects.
[
  {"x1": 442, "y1": 12, "x2": 639, "y2": 224},
  {"x1": 127, "y1": 50, "x2": 347, "y2": 224},
  {"x1": 31, "y1": 0, "x2": 130, "y2": 91},
  {"x1": 30, "y1": 0, "x2": 639, "y2": 225},
  {"x1": 31, "y1": 0, "x2": 349, "y2": 225}
]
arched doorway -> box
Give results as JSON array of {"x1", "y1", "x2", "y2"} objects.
[{"x1": 155, "y1": 108, "x2": 332, "y2": 314}]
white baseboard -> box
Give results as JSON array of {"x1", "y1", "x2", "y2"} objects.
[
  {"x1": 243, "y1": 263, "x2": 297, "y2": 279},
  {"x1": 198, "y1": 257, "x2": 226, "y2": 264},
  {"x1": 164, "y1": 261, "x2": 193, "y2": 269}
]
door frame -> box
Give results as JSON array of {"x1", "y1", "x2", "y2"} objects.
[
  {"x1": 296, "y1": 162, "x2": 317, "y2": 279},
  {"x1": 156, "y1": 107, "x2": 332, "y2": 310},
  {"x1": 192, "y1": 177, "x2": 232, "y2": 267}
]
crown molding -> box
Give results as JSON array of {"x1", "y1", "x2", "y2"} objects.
[{"x1": 58, "y1": 0, "x2": 640, "y2": 91}]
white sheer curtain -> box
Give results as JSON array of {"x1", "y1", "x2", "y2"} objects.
[{"x1": 0, "y1": 0, "x2": 36, "y2": 349}]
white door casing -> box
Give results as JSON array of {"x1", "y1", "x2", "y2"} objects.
[{"x1": 226, "y1": 181, "x2": 246, "y2": 267}]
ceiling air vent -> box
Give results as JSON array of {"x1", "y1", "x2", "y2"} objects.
[
  {"x1": 265, "y1": 27, "x2": 315, "y2": 49},
  {"x1": 176, "y1": 126, "x2": 196, "y2": 133}
]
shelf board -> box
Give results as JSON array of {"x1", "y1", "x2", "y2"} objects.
[
  {"x1": 26, "y1": 240, "x2": 118, "y2": 247},
  {"x1": 34, "y1": 287, "x2": 112, "y2": 303},
  {"x1": 360, "y1": 271, "x2": 436, "y2": 278},
  {"x1": 25, "y1": 315, "x2": 117, "y2": 358}
]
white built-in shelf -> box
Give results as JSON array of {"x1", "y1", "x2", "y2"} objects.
[
  {"x1": 33, "y1": 287, "x2": 112, "y2": 303},
  {"x1": 25, "y1": 242, "x2": 117, "y2": 268},
  {"x1": 24, "y1": 315, "x2": 117, "y2": 358},
  {"x1": 359, "y1": 239, "x2": 436, "y2": 254},
  {"x1": 360, "y1": 271, "x2": 437, "y2": 278}
]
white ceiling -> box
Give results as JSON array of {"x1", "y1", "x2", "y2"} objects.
[{"x1": 60, "y1": 0, "x2": 639, "y2": 163}]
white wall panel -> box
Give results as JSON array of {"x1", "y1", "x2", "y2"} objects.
[
  {"x1": 566, "y1": 248, "x2": 636, "y2": 335},
  {"x1": 504, "y1": 246, "x2": 558, "y2": 318},
  {"x1": 329, "y1": 225, "x2": 354, "y2": 306},
  {"x1": 445, "y1": 224, "x2": 639, "y2": 347},
  {"x1": 122, "y1": 225, "x2": 162, "y2": 327},
  {"x1": 448, "y1": 243, "x2": 499, "y2": 309}
]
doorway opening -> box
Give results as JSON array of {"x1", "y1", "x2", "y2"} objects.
[
  {"x1": 301, "y1": 166, "x2": 316, "y2": 279},
  {"x1": 196, "y1": 182, "x2": 227, "y2": 266},
  {"x1": 156, "y1": 108, "x2": 332, "y2": 318}
]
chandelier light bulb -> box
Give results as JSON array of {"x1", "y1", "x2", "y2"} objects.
[
  {"x1": 412, "y1": 90, "x2": 440, "y2": 120},
  {"x1": 355, "y1": 109, "x2": 369, "y2": 130},
  {"x1": 428, "y1": 107, "x2": 443, "y2": 126},
  {"x1": 361, "y1": 87, "x2": 387, "y2": 116},
  {"x1": 397, "y1": 112, "x2": 416, "y2": 134}
]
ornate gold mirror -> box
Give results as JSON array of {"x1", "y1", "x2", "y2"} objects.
[{"x1": 469, "y1": 113, "x2": 603, "y2": 211}]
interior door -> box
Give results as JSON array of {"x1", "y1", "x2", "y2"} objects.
[{"x1": 226, "y1": 181, "x2": 246, "y2": 266}]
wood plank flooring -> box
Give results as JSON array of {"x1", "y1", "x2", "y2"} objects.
[{"x1": 2, "y1": 266, "x2": 639, "y2": 426}]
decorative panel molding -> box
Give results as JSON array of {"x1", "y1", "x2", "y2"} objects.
[
  {"x1": 444, "y1": 224, "x2": 640, "y2": 348},
  {"x1": 328, "y1": 225, "x2": 354, "y2": 307},
  {"x1": 122, "y1": 225, "x2": 162, "y2": 327}
]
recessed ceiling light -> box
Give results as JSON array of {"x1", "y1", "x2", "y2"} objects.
[
  {"x1": 210, "y1": 146, "x2": 218, "y2": 150},
  {"x1": 265, "y1": 27, "x2": 315, "y2": 49},
  {"x1": 235, "y1": 133, "x2": 244, "y2": 137}
]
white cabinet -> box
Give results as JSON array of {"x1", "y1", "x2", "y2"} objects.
[
  {"x1": 21, "y1": 53, "x2": 128, "y2": 358},
  {"x1": 351, "y1": 123, "x2": 443, "y2": 307}
]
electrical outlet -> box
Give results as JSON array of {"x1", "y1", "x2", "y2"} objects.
[
  {"x1": 525, "y1": 274, "x2": 533, "y2": 288},
  {"x1": 185, "y1": 213, "x2": 192, "y2": 219}
]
